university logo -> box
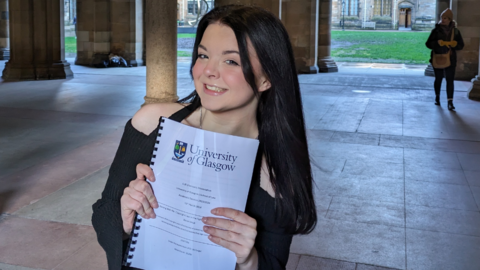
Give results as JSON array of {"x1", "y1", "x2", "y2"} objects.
[{"x1": 173, "y1": 140, "x2": 187, "y2": 163}]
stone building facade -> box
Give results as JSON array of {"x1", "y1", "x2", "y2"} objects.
[
  {"x1": 177, "y1": 0, "x2": 214, "y2": 27},
  {"x1": 332, "y1": 0, "x2": 436, "y2": 30}
]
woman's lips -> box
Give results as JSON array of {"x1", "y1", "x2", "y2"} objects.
[{"x1": 204, "y1": 84, "x2": 227, "y2": 96}]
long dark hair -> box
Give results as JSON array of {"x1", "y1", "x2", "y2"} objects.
[{"x1": 179, "y1": 5, "x2": 317, "y2": 235}]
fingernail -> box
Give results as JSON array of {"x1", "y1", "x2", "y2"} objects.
[
  {"x1": 211, "y1": 209, "x2": 218, "y2": 215},
  {"x1": 203, "y1": 226, "x2": 209, "y2": 232},
  {"x1": 202, "y1": 217, "x2": 207, "y2": 223}
]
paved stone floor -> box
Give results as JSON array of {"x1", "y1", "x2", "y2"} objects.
[{"x1": 0, "y1": 58, "x2": 479, "y2": 270}]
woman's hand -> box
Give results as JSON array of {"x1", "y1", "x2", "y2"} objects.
[
  {"x1": 202, "y1": 208, "x2": 258, "y2": 268},
  {"x1": 120, "y1": 164, "x2": 159, "y2": 234}
]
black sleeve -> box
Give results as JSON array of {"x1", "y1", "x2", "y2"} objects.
[
  {"x1": 425, "y1": 29, "x2": 437, "y2": 50},
  {"x1": 255, "y1": 231, "x2": 293, "y2": 270},
  {"x1": 454, "y1": 29, "x2": 465, "y2": 51},
  {"x1": 91, "y1": 120, "x2": 157, "y2": 270}
]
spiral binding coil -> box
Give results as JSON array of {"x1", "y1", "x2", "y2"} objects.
[{"x1": 123, "y1": 117, "x2": 165, "y2": 267}]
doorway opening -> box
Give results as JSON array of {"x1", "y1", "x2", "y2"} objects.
[{"x1": 399, "y1": 8, "x2": 412, "y2": 30}]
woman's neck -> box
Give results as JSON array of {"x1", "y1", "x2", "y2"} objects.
[{"x1": 200, "y1": 108, "x2": 259, "y2": 139}]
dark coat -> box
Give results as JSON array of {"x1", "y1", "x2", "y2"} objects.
[{"x1": 425, "y1": 23, "x2": 464, "y2": 68}]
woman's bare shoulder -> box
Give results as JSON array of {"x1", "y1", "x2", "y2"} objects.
[{"x1": 132, "y1": 103, "x2": 186, "y2": 135}]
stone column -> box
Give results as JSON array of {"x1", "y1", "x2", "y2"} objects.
[
  {"x1": 451, "y1": 0, "x2": 479, "y2": 81},
  {"x1": 144, "y1": 0, "x2": 178, "y2": 104},
  {"x1": 425, "y1": 0, "x2": 450, "y2": 77},
  {"x1": 75, "y1": 0, "x2": 111, "y2": 66},
  {"x1": 2, "y1": 0, "x2": 73, "y2": 81},
  {"x1": 0, "y1": 0, "x2": 9, "y2": 60},
  {"x1": 317, "y1": 0, "x2": 337, "y2": 72},
  {"x1": 111, "y1": 0, "x2": 144, "y2": 66},
  {"x1": 282, "y1": 0, "x2": 318, "y2": 74}
]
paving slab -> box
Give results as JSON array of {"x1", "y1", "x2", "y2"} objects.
[
  {"x1": 457, "y1": 153, "x2": 480, "y2": 171},
  {"x1": 380, "y1": 134, "x2": 480, "y2": 154},
  {"x1": 403, "y1": 148, "x2": 462, "y2": 170},
  {"x1": 326, "y1": 196, "x2": 405, "y2": 227},
  {"x1": 0, "y1": 134, "x2": 118, "y2": 214},
  {"x1": 406, "y1": 204, "x2": 480, "y2": 236},
  {"x1": 314, "y1": 97, "x2": 370, "y2": 132},
  {"x1": 286, "y1": 254, "x2": 300, "y2": 270},
  {"x1": 309, "y1": 141, "x2": 404, "y2": 164},
  {"x1": 357, "y1": 99, "x2": 403, "y2": 135},
  {"x1": 14, "y1": 166, "x2": 109, "y2": 226},
  {"x1": 0, "y1": 216, "x2": 98, "y2": 270},
  {"x1": 0, "y1": 263, "x2": 44, "y2": 270},
  {"x1": 404, "y1": 163, "x2": 468, "y2": 185},
  {"x1": 329, "y1": 131, "x2": 380, "y2": 146},
  {"x1": 405, "y1": 180, "x2": 478, "y2": 211},
  {"x1": 406, "y1": 228, "x2": 480, "y2": 270},
  {"x1": 291, "y1": 217, "x2": 406, "y2": 270},
  {"x1": 341, "y1": 160, "x2": 404, "y2": 179},
  {"x1": 295, "y1": 256, "x2": 355, "y2": 270},
  {"x1": 464, "y1": 170, "x2": 480, "y2": 186},
  {"x1": 319, "y1": 175, "x2": 404, "y2": 204}
]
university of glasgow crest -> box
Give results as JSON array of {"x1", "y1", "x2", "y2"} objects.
[{"x1": 174, "y1": 140, "x2": 187, "y2": 160}]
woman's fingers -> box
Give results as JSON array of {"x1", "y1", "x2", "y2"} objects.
[
  {"x1": 135, "y1": 164, "x2": 159, "y2": 208},
  {"x1": 120, "y1": 163, "x2": 159, "y2": 234},
  {"x1": 136, "y1": 163, "x2": 156, "y2": 182},
  {"x1": 125, "y1": 182, "x2": 156, "y2": 218},
  {"x1": 211, "y1": 208, "x2": 257, "y2": 229},
  {"x1": 202, "y1": 208, "x2": 257, "y2": 263}
]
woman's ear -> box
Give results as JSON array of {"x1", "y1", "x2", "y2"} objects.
[{"x1": 258, "y1": 78, "x2": 271, "y2": 92}]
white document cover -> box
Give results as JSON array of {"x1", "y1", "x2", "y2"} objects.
[{"x1": 125, "y1": 117, "x2": 259, "y2": 270}]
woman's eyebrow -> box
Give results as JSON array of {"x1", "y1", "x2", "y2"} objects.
[
  {"x1": 198, "y1": 45, "x2": 239, "y2": 55},
  {"x1": 223, "y1": 50, "x2": 239, "y2": 55}
]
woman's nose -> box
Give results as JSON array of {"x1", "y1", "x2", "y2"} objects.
[{"x1": 203, "y1": 60, "x2": 219, "y2": 78}]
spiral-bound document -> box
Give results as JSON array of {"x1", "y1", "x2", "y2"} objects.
[{"x1": 124, "y1": 117, "x2": 259, "y2": 270}]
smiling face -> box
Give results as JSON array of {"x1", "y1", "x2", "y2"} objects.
[
  {"x1": 441, "y1": 15, "x2": 451, "y2": 25},
  {"x1": 192, "y1": 23, "x2": 270, "y2": 115}
]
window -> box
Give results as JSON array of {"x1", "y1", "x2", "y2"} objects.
[
  {"x1": 342, "y1": 0, "x2": 358, "y2": 16},
  {"x1": 348, "y1": 0, "x2": 358, "y2": 16},
  {"x1": 374, "y1": 0, "x2": 392, "y2": 16},
  {"x1": 187, "y1": 1, "x2": 199, "y2": 15}
]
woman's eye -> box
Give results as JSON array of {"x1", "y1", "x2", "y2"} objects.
[
  {"x1": 226, "y1": 60, "x2": 239, "y2": 66},
  {"x1": 198, "y1": 54, "x2": 208, "y2": 59}
]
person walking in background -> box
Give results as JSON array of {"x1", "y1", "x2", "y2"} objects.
[{"x1": 426, "y1": 8, "x2": 464, "y2": 111}]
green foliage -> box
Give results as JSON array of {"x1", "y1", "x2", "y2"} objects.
[
  {"x1": 342, "y1": 16, "x2": 360, "y2": 21},
  {"x1": 331, "y1": 30, "x2": 431, "y2": 64},
  {"x1": 371, "y1": 16, "x2": 392, "y2": 22}
]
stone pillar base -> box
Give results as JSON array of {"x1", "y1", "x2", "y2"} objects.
[
  {"x1": 468, "y1": 76, "x2": 480, "y2": 101},
  {"x1": 425, "y1": 64, "x2": 435, "y2": 77},
  {"x1": 0, "y1": 48, "x2": 9, "y2": 60},
  {"x1": 143, "y1": 94, "x2": 179, "y2": 105},
  {"x1": 317, "y1": 57, "x2": 338, "y2": 73},
  {"x1": 299, "y1": 66, "x2": 318, "y2": 74},
  {"x1": 2, "y1": 60, "x2": 73, "y2": 81}
]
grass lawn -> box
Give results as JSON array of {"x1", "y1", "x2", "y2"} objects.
[
  {"x1": 331, "y1": 30, "x2": 431, "y2": 64},
  {"x1": 67, "y1": 31, "x2": 430, "y2": 64},
  {"x1": 65, "y1": 35, "x2": 195, "y2": 57},
  {"x1": 65, "y1": 37, "x2": 77, "y2": 53}
]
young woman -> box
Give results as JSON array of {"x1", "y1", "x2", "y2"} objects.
[
  {"x1": 426, "y1": 8, "x2": 464, "y2": 110},
  {"x1": 92, "y1": 5, "x2": 317, "y2": 270}
]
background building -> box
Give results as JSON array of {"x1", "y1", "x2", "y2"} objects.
[
  {"x1": 177, "y1": 0, "x2": 214, "y2": 27},
  {"x1": 332, "y1": 0, "x2": 436, "y2": 30}
]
